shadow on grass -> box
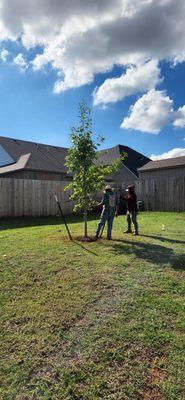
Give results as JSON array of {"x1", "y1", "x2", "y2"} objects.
[
  {"x1": 73, "y1": 240, "x2": 98, "y2": 257},
  {"x1": 108, "y1": 238, "x2": 185, "y2": 271},
  {"x1": 170, "y1": 254, "x2": 185, "y2": 270},
  {"x1": 140, "y1": 234, "x2": 185, "y2": 245},
  {"x1": 0, "y1": 213, "x2": 99, "y2": 231}
]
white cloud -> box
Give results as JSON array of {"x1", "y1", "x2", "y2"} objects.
[
  {"x1": 151, "y1": 148, "x2": 185, "y2": 160},
  {"x1": 121, "y1": 89, "x2": 173, "y2": 133},
  {"x1": 173, "y1": 105, "x2": 185, "y2": 128},
  {"x1": 0, "y1": 48, "x2": 8, "y2": 61},
  {"x1": 121, "y1": 91, "x2": 185, "y2": 133},
  {"x1": 173, "y1": 53, "x2": 185, "y2": 66},
  {"x1": 93, "y1": 59, "x2": 161, "y2": 106},
  {"x1": 13, "y1": 53, "x2": 28, "y2": 71},
  {"x1": 0, "y1": 1, "x2": 185, "y2": 92}
]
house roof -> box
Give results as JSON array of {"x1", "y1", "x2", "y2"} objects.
[
  {"x1": 0, "y1": 136, "x2": 150, "y2": 177},
  {"x1": 97, "y1": 144, "x2": 150, "y2": 177},
  {"x1": 0, "y1": 153, "x2": 31, "y2": 174},
  {"x1": 0, "y1": 136, "x2": 68, "y2": 175},
  {"x1": 138, "y1": 156, "x2": 185, "y2": 172}
]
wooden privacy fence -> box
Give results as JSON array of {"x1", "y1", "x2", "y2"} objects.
[
  {"x1": 135, "y1": 177, "x2": 185, "y2": 212},
  {"x1": 0, "y1": 176, "x2": 185, "y2": 218},
  {"x1": 0, "y1": 178, "x2": 74, "y2": 218}
]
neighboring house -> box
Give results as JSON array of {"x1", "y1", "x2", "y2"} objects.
[
  {"x1": 138, "y1": 156, "x2": 185, "y2": 178},
  {"x1": 0, "y1": 136, "x2": 150, "y2": 186},
  {"x1": 0, "y1": 136, "x2": 70, "y2": 181},
  {"x1": 0, "y1": 136, "x2": 150, "y2": 217},
  {"x1": 137, "y1": 156, "x2": 185, "y2": 211},
  {"x1": 97, "y1": 144, "x2": 150, "y2": 188}
]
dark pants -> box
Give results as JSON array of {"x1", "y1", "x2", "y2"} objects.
[
  {"x1": 127, "y1": 211, "x2": 138, "y2": 233},
  {"x1": 96, "y1": 213, "x2": 114, "y2": 240}
]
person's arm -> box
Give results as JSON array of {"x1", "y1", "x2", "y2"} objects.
[
  {"x1": 128, "y1": 194, "x2": 136, "y2": 202},
  {"x1": 122, "y1": 189, "x2": 129, "y2": 201},
  {"x1": 115, "y1": 205, "x2": 119, "y2": 216},
  {"x1": 115, "y1": 195, "x2": 121, "y2": 216},
  {"x1": 115, "y1": 199, "x2": 119, "y2": 216},
  {"x1": 97, "y1": 193, "x2": 106, "y2": 207}
]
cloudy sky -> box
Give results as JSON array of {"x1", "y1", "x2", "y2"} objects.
[{"x1": 0, "y1": 0, "x2": 185, "y2": 159}]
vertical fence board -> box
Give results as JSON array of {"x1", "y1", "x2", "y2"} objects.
[
  {"x1": 0, "y1": 176, "x2": 185, "y2": 218},
  {"x1": 136, "y1": 177, "x2": 185, "y2": 212},
  {"x1": 0, "y1": 178, "x2": 75, "y2": 217}
]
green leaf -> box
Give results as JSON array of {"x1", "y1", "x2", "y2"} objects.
[{"x1": 65, "y1": 100, "x2": 126, "y2": 236}]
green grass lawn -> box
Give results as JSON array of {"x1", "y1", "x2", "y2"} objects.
[{"x1": 0, "y1": 212, "x2": 185, "y2": 400}]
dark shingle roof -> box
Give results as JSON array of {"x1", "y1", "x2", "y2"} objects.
[
  {"x1": 97, "y1": 146, "x2": 120, "y2": 165},
  {"x1": 0, "y1": 136, "x2": 68, "y2": 174},
  {"x1": 138, "y1": 156, "x2": 185, "y2": 172},
  {"x1": 97, "y1": 144, "x2": 150, "y2": 177},
  {"x1": 0, "y1": 137, "x2": 150, "y2": 177}
]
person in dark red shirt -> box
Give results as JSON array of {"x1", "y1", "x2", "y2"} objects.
[{"x1": 121, "y1": 185, "x2": 139, "y2": 235}]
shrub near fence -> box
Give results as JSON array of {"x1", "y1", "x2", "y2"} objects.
[{"x1": 0, "y1": 178, "x2": 74, "y2": 218}]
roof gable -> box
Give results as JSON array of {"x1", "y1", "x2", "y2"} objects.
[
  {"x1": 97, "y1": 144, "x2": 150, "y2": 176},
  {"x1": 118, "y1": 145, "x2": 150, "y2": 176},
  {"x1": 0, "y1": 144, "x2": 15, "y2": 167},
  {"x1": 0, "y1": 136, "x2": 68, "y2": 174},
  {"x1": 0, "y1": 153, "x2": 31, "y2": 174}
]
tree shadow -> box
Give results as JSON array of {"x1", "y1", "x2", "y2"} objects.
[
  {"x1": 140, "y1": 234, "x2": 185, "y2": 245},
  {"x1": 170, "y1": 254, "x2": 185, "y2": 271},
  {"x1": 107, "y1": 238, "x2": 185, "y2": 271}
]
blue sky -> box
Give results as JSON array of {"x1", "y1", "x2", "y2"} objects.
[{"x1": 0, "y1": 0, "x2": 185, "y2": 160}]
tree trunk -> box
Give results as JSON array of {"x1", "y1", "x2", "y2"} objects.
[
  {"x1": 84, "y1": 207, "x2": 88, "y2": 237},
  {"x1": 83, "y1": 168, "x2": 88, "y2": 238}
]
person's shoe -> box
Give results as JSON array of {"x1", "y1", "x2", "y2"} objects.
[
  {"x1": 95, "y1": 233, "x2": 99, "y2": 238},
  {"x1": 133, "y1": 232, "x2": 139, "y2": 236},
  {"x1": 124, "y1": 230, "x2": 132, "y2": 233},
  {"x1": 107, "y1": 237, "x2": 112, "y2": 240}
]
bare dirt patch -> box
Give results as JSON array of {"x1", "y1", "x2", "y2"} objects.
[
  {"x1": 75, "y1": 236, "x2": 97, "y2": 242},
  {"x1": 46, "y1": 234, "x2": 99, "y2": 243}
]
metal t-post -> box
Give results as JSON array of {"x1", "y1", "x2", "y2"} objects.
[{"x1": 54, "y1": 195, "x2": 73, "y2": 241}]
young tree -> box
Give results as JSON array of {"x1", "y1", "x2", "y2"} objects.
[{"x1": 65, "y1": 100, "x2": 124, "y2": 237}]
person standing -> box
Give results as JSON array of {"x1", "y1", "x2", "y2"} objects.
[
  {"x1": 95, "y1": 185, "x2": 117, "y2": 240},
  {"x1": 122, "y1": 185, "x2": 139, "y2": 235}
]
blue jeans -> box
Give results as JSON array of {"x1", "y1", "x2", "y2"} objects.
[{"x1": 96, "y1": 213, "x2": 114, "y2": 239}]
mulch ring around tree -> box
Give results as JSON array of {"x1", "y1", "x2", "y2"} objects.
[
  {"x1": 75, "y1": 236, "x2": 98, "y2": 242},
  {"x1": 47, "y1": 234, "x2": 101, "y2": 243}
]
